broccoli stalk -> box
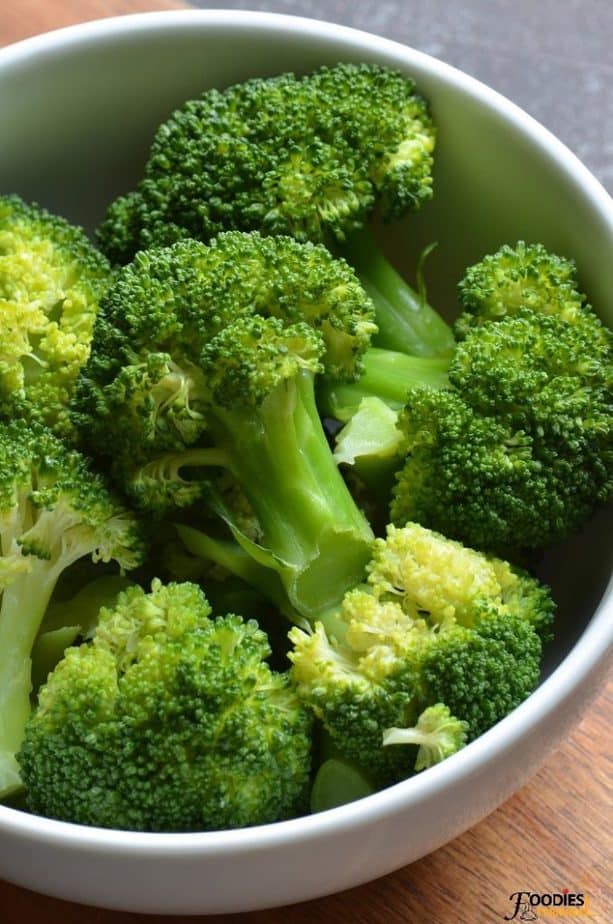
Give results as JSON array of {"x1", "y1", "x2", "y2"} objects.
[
  {"x1": 208, "y1": 370, "x2": 373, "y2": 615},
  {"x1": 124, "y1": 347, "x2": 374, "y2": 620},
  {"x1": 340, "y1": 229, "x2": 454, "y2": 357},
  {"x1": 317, "y1": 346, "x2": 451, "y2": 498},
  {"x1": 0, "y1": 422, "x2": 144, "y2": 798},
  {"x1": 0, "y1": 546, "x2": 97, "y2": 793},
  {"x1": 319, "y1": 346, "x2": 450, "y2": 421},
  {"x1": 175, "y1": 523, "x2": 290, "y2": 613}
]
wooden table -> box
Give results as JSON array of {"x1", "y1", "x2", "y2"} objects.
[{"x1": 1, "y1": 4, "x2": 611, "y2": 922}]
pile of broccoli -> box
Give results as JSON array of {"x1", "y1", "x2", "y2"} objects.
[{"x1": 0, "y1": 61, "x2": 610, "y2": 832}]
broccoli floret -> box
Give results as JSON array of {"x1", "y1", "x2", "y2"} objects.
[
  {"x1": 319, "y1": 241, "x2": 612, "y2": 554},
  {"x1": 456, "y1": 241, "x2": 588, "y2": 336},
  {"x1": 19, "y1": 580, "x2": 312, "y2": 831},
  {"x1": 74, "y1": 233, "x2": 375, "y2": 620},
  {"x1": 0, "y1": 195, "x2": 112, "y2": 438},
  {"x1": 382, "y1": 703, "x2": 467, "y2": 771},
  {"x1": 390, "y1": 307, "x2": 612, "y2": 553},
  {"x1": 449, "y1": 307, "x2": 612, "y2": 418},
  {"x1": 97, "y1": 63, "x2": 454, "y2": 358},
  {"x1": 98, "y1": 64, "x2": 434, "y2": 253},
  {"x1": 289, "y1": 523, "x2": 553, "y2": 783},
  {"x1": 420, "y1": 612, "x2": 543, "y2": 740},
  {"x1": 0, "y1": 421, "x2": 144, "y2": 798}
]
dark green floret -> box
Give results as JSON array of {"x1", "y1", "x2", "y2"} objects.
[
  {"x1": 97, "y1": 63, "x2": 453, "y2": 358},
  {"x1": 74, "y1": 232, "x2": 376, "y2": 620},
  {"x1": 389, "y1": 307, "x2": 613, "y2": 553},
  {"x1": 456, "y1": 240, "x2": 588, "y2": 337},
  {"x1": 98, "y1": 64, "x2": 435, "y2": 256},
  {"x1": 421, "y1": 611, "x2": 542, "y2": 740},
  {"x1": 318, "y1": 241, "x2": 612, "y2": 554},
  {"x1": 0, "y1": 194, "x2": 112, "y2": 438},
  {"x1": 19, "y1": 580, "x2": 312, "y2": 831},
  {"x1": 0, "y1": 420, "x2": 144, "y2": 798}
]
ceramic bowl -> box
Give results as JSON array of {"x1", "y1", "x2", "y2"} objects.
[{"x1": 0, "y1": 11, "x2": 611, "y2": 914}]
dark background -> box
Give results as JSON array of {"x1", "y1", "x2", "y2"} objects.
[{"x1": 190, "y1": 0, "x2": 613, "y2": 191}]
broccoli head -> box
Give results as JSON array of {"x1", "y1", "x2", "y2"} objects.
[
  {"x1": 455, "y1": 241, "x2": 588, "y2": 337},
  {"x1": 74, "y1": 232, "x2": 376, "y2": 620},
  {"x1": 98, "y1": 64, "x2": 434, "y2": 260},
  {"x1": 0, "y1": 421, "x2": 144, "y2": 798},
  {"x1": 319, "y1": 239, "x2": 611, "y2": 554},
  {"x1": 390, "y1": 306, "x2": 612, "y2": 553},
  {"x1": 19, "y1": 580, "x2": 312, "y2": 831},
  {"x1": 97, "y1": 63, "x2": 451, "y2": 359},
  {"x1": 0, "y1": 195, "x2": 112, "y2": 437},
  {"x1": 289, "y1": 523, "x2": 553, "y2": 784}
]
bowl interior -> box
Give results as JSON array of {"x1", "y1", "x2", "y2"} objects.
[{"x1": 0, "y1": 14, "x2": 611, "y2": 682}]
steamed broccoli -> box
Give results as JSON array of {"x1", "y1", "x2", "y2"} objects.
[
  {"x1": 19, "y1": 579, "x2": 312, "y2": 831},
  {"x1": 0, "y1": 195, "x2": 112, "y2": 437},
  {"x1": 74, "y1": 232, "x2": 375, "y2": 619},
  {"x1": 289, "y1": 523, "x2": 554, "y2": 784},
  {"x1": 0, "y1": 421, "x2": 144, "y2": 798},
  {"x1": 455, "y1": 240, "x2": 589, "y2": 335},
  {"x1": 322, "y1": 242, "x2": 612, "y2": 554},
  {"x1": 382, "y1": 704, "x2": 468, "y2": 772},
  {"x1": 97, "y1": 63, "x2": 454, "y2": 358}
]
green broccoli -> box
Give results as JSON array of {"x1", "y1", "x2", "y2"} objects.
[
  {"x1": 74, "y1": 232, "x2": 376, "y2": 620},
  {"x1": 455, "y1": 240, "x2": 589, "y2": 336},
  {"x1": 18, "y1": 579, "x2": 312, "y2": 832},
  {"x1": 0, "y1": 195, "x2": 112, "y2": 438},
  {"x1": 97, "y1": 63, "x2": 454, "y2": 358},
  {"x1": 289, "y1": 523, "x2": 554, "y2": 784},
  {"x1": 0, "y1": 421, "x2": 144, "y2": 798},
  {"x1": 382, "y1": 703, "x2": 468, "y2": 772},
  {"x1": 389, "y1": 319, "x2": 612, "y2": 553},
  {"x1": 321, "y1": 242, "x2": 612, "y2": 554}
]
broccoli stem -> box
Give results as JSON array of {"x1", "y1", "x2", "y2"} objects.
[
  {"x1": 210, "y1": 371, "x2": 374, "y2": 620},
  {"x1": 0, "y1": 561, "x2": 59, "y2": 797},
  {"x1": 319, "y1": 347, "x2": 450, "y2": 421},
  {"x1": 341, "y1": 228, "x2": 455, "y2": 358},
  {"x1": 175, "y1": 523, "x2": 297, "y2": 622}
]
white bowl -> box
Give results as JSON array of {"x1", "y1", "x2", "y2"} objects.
[{"x1": 0, "y1": 11, "x2": 611, "y2": 915}]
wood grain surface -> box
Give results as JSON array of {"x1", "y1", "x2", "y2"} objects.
[
  {"x1": 0, "y1": 4, "x2": 611, "y2": 923},
  {"x1": 0, "y1": 0, "x2": 183, "y2": 45}
]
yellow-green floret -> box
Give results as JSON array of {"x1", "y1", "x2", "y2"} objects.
[
  {"x1": 0, "y1": 420, "x2": 144, "y2": 798},
  {"x1": 383, "y1": 703, "x2": 468, "y2": 771},
  {"x1": 0, "y1": 195, "x2": 111, "y2": 437},
  {"x1": 289, "y1": 523, "x2": 553, "y2": 783},
  {"x1": 18, "y1": 580, "x2": 312, "y2": 832}
]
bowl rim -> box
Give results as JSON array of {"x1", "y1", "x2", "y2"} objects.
[{"x1": 0, "y1": 8, "x2": 611, "y2": 856}]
